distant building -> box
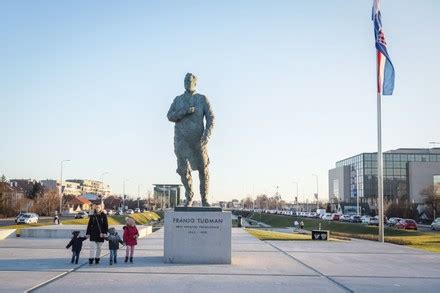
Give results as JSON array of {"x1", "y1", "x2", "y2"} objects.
[
  {"x1": 40, "y1": 179, "x2": 57, "y2": 190},
  {"x1": 218, "y1": 201, "x2": 228, "y2": 209},
  {"x1": 66, "y1": 196, "x2": 92, "y2": 212},
  {"x1": 10, "y1": 179, "x2": 34, "y2": 195},
  {"x1": 329, "y1": 148, "x2": 440, "y2": 212},
  {"x1": 0, "y1": 181, "x2": 30, "y2": 213},
  {"x1": 40, "y1": 179, "x2": 90, "y2": 197},
  {"x1": 66, "y1": 179, "x2": 110, "y2": 196},
  {"x1": 153, "y1": 184, "x2": 182, "y2": 208}
]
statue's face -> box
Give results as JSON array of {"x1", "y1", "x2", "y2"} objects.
[{"x1": 184, "y1": 73, "x2": 197, "y2": 92}]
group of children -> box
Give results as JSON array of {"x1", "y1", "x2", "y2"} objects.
[{"x1": 66, "y1": 217, "x2": 139, "y2": 265}]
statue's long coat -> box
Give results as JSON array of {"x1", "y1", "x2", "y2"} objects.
[{"x1": 167, "y1": 92, "x2": 214, "y2": 172}]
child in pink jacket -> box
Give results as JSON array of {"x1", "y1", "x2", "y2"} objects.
[{"x1": 123, "y1": 217, "x2": 139, "y2": 263}]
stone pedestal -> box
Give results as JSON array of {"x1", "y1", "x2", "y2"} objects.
[{"x1": 164, "y1": 207, "x2": 231, "y2": 264}]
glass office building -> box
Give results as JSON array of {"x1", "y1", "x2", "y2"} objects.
[
  {"x1": 330, "y1": 148, "x2": 440, "y2": 207},
  {"x1": 153, "y1": 184, "x2": 182, "y2": 208}
]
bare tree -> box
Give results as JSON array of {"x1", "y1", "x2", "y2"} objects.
[
  {"x1": 241, "y1": 196, "x2": 253, "y2": 209},
  {"x1": 255, "y1": 194, "x2": 269, "y2": 209},
  {"x1": 421, "y1": 185, "x2": 440, "y2": 219},
  {"x1": 33, "y1": 189, "x2": 60, "y2": 216}
]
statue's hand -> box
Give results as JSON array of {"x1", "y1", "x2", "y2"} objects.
[{"x1": 187, "y1": 107, "x2": 195, "y2": 114}]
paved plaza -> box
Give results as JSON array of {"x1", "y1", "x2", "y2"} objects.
[{"x1": 0, "y1": 228, "x2": 439, "y2": 292}]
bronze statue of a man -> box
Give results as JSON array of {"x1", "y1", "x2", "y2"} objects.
[{"x1": 167, "y1": 73, "x2": 215, "y2": 207}]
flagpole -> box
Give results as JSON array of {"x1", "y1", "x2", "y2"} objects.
[{"x1": 377, "y1": 90, "x2": 384, "y2": 243}]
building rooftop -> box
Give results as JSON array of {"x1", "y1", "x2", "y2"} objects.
[{"x1": 385, "y1": 148, "x2": 440, "y2": 154}]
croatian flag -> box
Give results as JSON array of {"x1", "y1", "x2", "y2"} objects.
[{"x1": 373, "y1": 0, "x2": 395, "y2": 95}]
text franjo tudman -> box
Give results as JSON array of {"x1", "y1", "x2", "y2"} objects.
[{"x1": 173, "y1": 218, "x2": 224, "y2": 224}]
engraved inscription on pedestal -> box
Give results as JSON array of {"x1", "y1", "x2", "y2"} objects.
[{"x1": 164, "y1": 209, "x2": 231, "y2": 264}]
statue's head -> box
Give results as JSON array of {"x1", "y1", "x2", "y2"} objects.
[{"x1": 184, "y1": 73, "x2": 197, "y2": 92}]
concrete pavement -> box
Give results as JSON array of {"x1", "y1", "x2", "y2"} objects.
[{"x1": 0, "y1": 228, "x2": 439, "y2": 292}]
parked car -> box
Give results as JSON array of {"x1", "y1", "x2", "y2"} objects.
[
  {"x1": 16, "y1": 213, "x2": 39, "y2": 224},
  {"x1": 350, "y1": 215, "x2": 362, "y2": 223},
  {"x1": 431, "y1": 218, "x2": 440, "y2": 231},
  {"x1": 368, "y1": 216, "x2": 379, "y2": 226},
  {"x1": 395, "y1": 219, "x2": 417, "y2": 230},
  {"x1": 361, "y1": 215, "x2": 371, "y2": 224},
  {"x1": 339, "y1": 214, "x2": 351, "y2": 222},
  {"x1": 126, "y1": 209, "x2": 134, "y2": 214},
  {"x1": 331, "y1": 214, "x2": 340, "y2": 221},
  {"x1": 387, "y1": 217, "x2": 403, "y2": 227},
  {"x1": 322, "y1": 213, "x2": 332, "y2": 220},
  {"x1": 115, "y1": 210, "x2": 123, "y2": 216},
  {"x1": 75, "y1": 211, "x2": 89, "y2": 219},
  {"x1": 106, "y1": 209, "x2": 114, "y2": 215},
  {"x1": 15, "y1": 212, "x2": 26, "y2": 223},
  {"x1": 134, "y1": 208, "x2": 141, "y2": 213}
]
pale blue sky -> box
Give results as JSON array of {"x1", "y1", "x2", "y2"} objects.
[{"x1": 1, "y1": 0, "x2": 439, "y2": 202}]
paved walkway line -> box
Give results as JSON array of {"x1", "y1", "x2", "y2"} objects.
[
  {"x1": 24, "y1": 253, "x2": 110, "y2": 293},
  {"x1": 265, "y1": 242, "x2": 354, "y2": 293}
]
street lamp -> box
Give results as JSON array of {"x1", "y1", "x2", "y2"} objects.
[
  {"x1": 137, "y1": 185, "x2": 142, "y2": 209},
  {"x1": 59, "y1": 160, "x2": 71, "y2": 214},
  {"x1": 101, "y1": 172, "x2": 109, "y2": 208},
  {"x1": 122, "y1": 179, "x2": 129, "y2": 211},
  {"x1": 293, "y1": 181, "x2": 299, "y2": 213},
  {"x1": 312, "y1": 174, "x2": 319, "y2": 211}
]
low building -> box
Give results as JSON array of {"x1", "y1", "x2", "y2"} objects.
[
  {"x1": 329, "y1": 148, "x2": 440, "y2": 212},
  {"x1": 66, "y1": 196, "x2": 92, "y2": 212}
]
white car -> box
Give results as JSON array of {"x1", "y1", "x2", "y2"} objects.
[
  {"x1": 126, "y1": 209, "x2": 134, "y2": 214},
  {"x1": 16, "y1": 213, "x2": 39, "y2": 224},
  {"x1": 322, "y1": 213, "x2": 332, "y2": 220},
  {"x1": 361, "y1": 215, "x2": 370, "y2": 224},
  {"x1": 368, "y1": 216, "x2": 379, "y2": 226},
  {"x1": 431, "y1": 218, "x2": 440, "y2": 231}
]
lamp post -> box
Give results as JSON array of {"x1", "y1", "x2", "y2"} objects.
[
  {"x1": 293, "y1": 181, "x2": 299, "y2": 213},
  {"x1": 137, "y1": 185, "x2": 142, "y2": 209},
  {"x1": 59, "y1": 160, "x2": 71, "y2": 214},
  {"x1": 122, "y1": 179, "x2": 129, "y2": 211},
  {"x1": 101, "y1": 172, "x2": 109, "y2": 208},
  {"x1": 312, "y1": 174, "x2": 319, "y2": 211},
  {"x1": 147, "y1": 190, "x2": 151, "y2": 211},
  {"x1": 162, "y1": 186, "x2": 166, "y2": 209}
]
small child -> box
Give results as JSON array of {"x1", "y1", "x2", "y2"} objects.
[
  {"x1": 300, "y1": 221, "x2": 304, "y2": 229},
  {"x1": 66, "y1": 231, "x2": 87, "y2": 264},
  {"x1": 105, "y1": 227, "x2": 124, "y2": 265},
  {"x1": 123, "y1": 217, "x2": 139, "y2": 263}
]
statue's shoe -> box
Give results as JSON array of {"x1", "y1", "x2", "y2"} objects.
[{"x1": 202, "y1": 201, "x2": 210, "y2": 207}]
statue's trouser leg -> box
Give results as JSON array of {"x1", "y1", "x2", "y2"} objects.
[
  {"x1": 177, "y1": 159, "x2": 194, "y2": 205},
  {"x1": 199, "y1": 167, "x2": 210, "y2": 206}
]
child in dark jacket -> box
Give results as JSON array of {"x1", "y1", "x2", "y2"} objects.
[
  {"x1": 123, "y1": 217, "x2": 139, "y2": 263},
  {"x1": 105, "y1": 227, "x2": 124, "y2": 265},
  {"x1": 66, "y1": 231, "x2": 87, "y2": 264}
]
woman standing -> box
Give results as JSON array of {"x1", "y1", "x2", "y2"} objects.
[{"x1": 86, "y1": 204, "x2": 108, "y2": 265}]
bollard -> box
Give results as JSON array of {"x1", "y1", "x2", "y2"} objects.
[{"x1": 237, "y1": 215, "x2": 242, "y2": 228}]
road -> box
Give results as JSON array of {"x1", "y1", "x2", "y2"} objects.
[{"x1": 0, "y1": 217, "x2": 54, "y2": 227}]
